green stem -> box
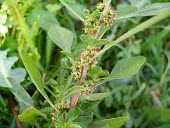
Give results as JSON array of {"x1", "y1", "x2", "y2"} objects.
[{"x1": 95, "y1": 9, "x2": 170, "y2": 58}]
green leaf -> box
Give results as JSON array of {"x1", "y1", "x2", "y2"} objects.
[
  {"x1": 72, "y1": 122, "x2": 87, "y2": 128},
  {"x1": 99, "y1": 117, "x2": 129, "y2": 128},
  {"x1": 116, "y1": 6, "x2": 137, "y2": 18},
  {"x1": 90, "y1": 66, "x2": 109, "y2": 78},
  {"x1": 48, "y1": 25, "x2": 73, "y2": 53},
  {"x1": 161, "y1": 108, "x2": 170, "y2": 122},
  {"x1": 88, "y1": 122, "x2": 109, "y2": 128},
  {"x1": 19, "y1": 50, "x2": 57, "y2": 111},
  {"x1": 111, "y1": 56, "x2": 145, "y2": 78},
  {"x1": 96, "y1": 56, "x2": 145, "y2": 86},
  {"x1": 64, "y1": 86, "x2": 86, "y2": 101},
  {"x1": 66, "y1": 107, "x2": 80, "y2": 123},
  {"x1": 8, "y1": 77, "x2": 34, "y2": 114},
  {"x1": 66, "y1": 123, "x2": 82, "y2": 128},
  {"x1": 0, "y1": 49, "x2": 26, "y2": 88},
  {"x1": 117, "y1": 3, "x2": 170, "y2": 20},
  {"x1": 59, "y1": 0, "x2": 85, "y2": 21},
  {"x1": 0, "y1": 94, "x2": 6, "y2": 106},
  {"x1": 45, "y1": 79, "x2": 59, "y2": 87},
  {"x1": 85, "y1": 92, "x2": 110, "y2": 101},
  {"x1": 61, "y1": 51, "x2": 75, "y2": 62},
  {"x1": 18, "y1": 107, "x2": 47, "y2": 122},
  {"x1": 77, "y1": 116, "x2": 92, "y2": 126},
  {"x1": 27, "y1": 7, "x2": 59, "y2": 31},
  {"x1": 80, "y1": 35, "x2": 111, "y2": 47}
]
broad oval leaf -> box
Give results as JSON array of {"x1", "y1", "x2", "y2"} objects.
[
  {"x1": 99, "y1": 117, "x2": 129, "y2": 128},
  {"x1": 18, "y1": 107, "x2": 47, "y2": 122},
  {"x1": 96, "y1": 56, "x2": 145, "y2": 86},
  {"x1": 111, "y1": 56, "x2": 146, "y2": 77},
  {"x1": 66, "y1": 107, "x2": 80, "y2": 123},
  {"x1": 48, "y1": 25, "x2": 73, "y2": 53},
  {"x1": 88, "y1": 122, "x2": 109, "y2": 128},
  {"x1": 85, "y1": 92, "x2": 110, "y2": 101}
]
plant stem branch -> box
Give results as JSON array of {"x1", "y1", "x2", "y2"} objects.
[
  {"x1": 69, "y1": 0, "x2": 112, "y2": 110},
  {"x1": 69, "y1": 66, "x2": 88, "y2": 109},
  {"x1": 94, "y1": 0, "x2": 111, "y2": 38},
  {"x1": 8, "y1": 95, "x2": 23, "y2": 128}
]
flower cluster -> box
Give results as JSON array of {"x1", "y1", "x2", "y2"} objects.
[
  {"x1": 99, "y1": 10, "x2": 116, "y2": 27},
  {"x1": 54, "y1": 94, "x2": 69, "y2": 112},
  {"x1": 71, "y1": 47, "x2": 100, "y2": 80},
  {"x1": 81, "y1": 79, "x2": 96, "y2": 96},
  {"x1": 83, "y1": 2, "x2": 116, "y2": 35},
  {"x1": 84, "y1": 17, "x2": 100, "y2": 35},
  {"x1": 96, "y1": 2, "x2": 105, "y2": 11}
]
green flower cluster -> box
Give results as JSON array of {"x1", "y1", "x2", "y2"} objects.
[
  {"x1": 81, "y1": 79, "x2": 96, "y2": 96},
  {"x1": 54, "y1": 97, "x2": 69, "y2": 112},
  {"x1": 83, "y1": 2, "x2": 116, "y2": 35},
  {"x1": 96, "y1": 2, "x2": 105, "y2": 11},
  {"x1": 99, "y1": 10, "x2": 116, "y2": 27},
  {"x1": 71, "y1": 47, "x2": 99, "y2": 80}
]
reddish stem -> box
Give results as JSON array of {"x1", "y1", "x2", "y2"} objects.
[
  {"x1": 8, "y1": 95, "x2": 23, "y2": 128},
  {"x1": 69, "y1": 66, "x2": 88, "y2": 109}
]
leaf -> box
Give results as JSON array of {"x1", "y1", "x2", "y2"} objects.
[
  {"x1": 90, "y1": 66, "x2": 109, "y2": 78},
  {"x1": 0, "y1": 49, "x2": 26, "y2": 88},
  {"x1": 61, "y1": 51, "x2": 75, "y2": 62},
  {"x1": 71, "y1": 122, "x2": 87, "y2": 128},
  {"x1": 117, "y1": 3, "x2": 170, "y2": 20},
  {"x1": 116, "y1": 6, "x2": 137, "y2": 17},
  {"x1": 59, "y1": 0, "x2": 85, "y2": 21},
  {"x1": 64, "y1": 86, "x2": 86, "y2": 101},
  {"x1": 85, "y1": 92, "x2": 110, "y2": 101},
  {"x1": 45, "y1": 79, "x2": 59, "y2": 87},
  {"x1": 27, "y1": 7, "x2": 59, "y2": 31},
  {"x1": 0, "y1": 94, "x2": 6, "y2": 106},
  {"x1": 111, "y1": 56, "x2": 145, "y2": 78},
  {"x1": 18, "y1": 107, "x2": 47, "y2": 122},
  {"x1": 66, "y1": 107, "x2": 80, "y2": 123},
  {"x1": 48, "y1": 24, "x2": 74, "y2": 53},
  {"x1": 96, "y1": 56, "x2": 145, "y2": 86},
  {"x1": 19, "y1": 50, "x2": 57, "y2": 111},
  {"x1": 66, "y1": 123, "x2": 82, "y2": 128},
  {"x1": 80, "y1": 35, "x2": 111, "y2": 47},
  {"x1": 161, "y1": 108, "x2": 170, "y2": 122},
  {"x1": 99, "y1": 117, "x2": 129, "y2": 128},
  {"x1": 88, "y1": 122, "x2": 109, "y2": 128},
  {"x1": 8, "y1": 77, "x2": 34, "y2": 114},
  {"x1": 77, "y1": 116, "x2": 92, "y2": 126}
]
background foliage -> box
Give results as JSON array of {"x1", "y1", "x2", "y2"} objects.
[{"x1": 0, "y1": 0, "x2": 170, "y2": 127}]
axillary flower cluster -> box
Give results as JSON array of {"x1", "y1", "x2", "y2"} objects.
[
  {"x1": 71, "y1": 2, "x2": 116, "y2": 96},
  {"x1": 84, "y1": 2, "x2": 116, "y2": 36},
  {"x1": 71, "y1": 47, "x2": 100, "y2": 95}
]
